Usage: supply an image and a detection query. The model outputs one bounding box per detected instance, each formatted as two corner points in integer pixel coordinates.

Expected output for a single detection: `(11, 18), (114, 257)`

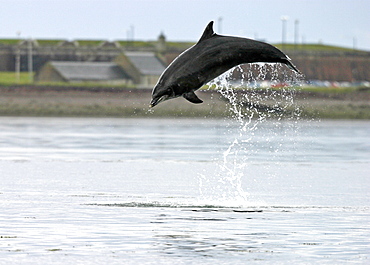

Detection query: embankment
(0, 85), (369, 119)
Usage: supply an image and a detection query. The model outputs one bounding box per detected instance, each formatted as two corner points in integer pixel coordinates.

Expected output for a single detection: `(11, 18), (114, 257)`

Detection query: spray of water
(198, 63), (304, 207)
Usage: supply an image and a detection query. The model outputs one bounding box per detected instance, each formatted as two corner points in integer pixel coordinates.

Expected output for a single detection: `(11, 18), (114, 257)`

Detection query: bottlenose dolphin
(150, 21), (299, 107)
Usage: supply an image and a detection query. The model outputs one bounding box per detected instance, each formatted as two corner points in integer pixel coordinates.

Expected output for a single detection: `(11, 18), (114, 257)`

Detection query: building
(114, 52), (166, 87)
(0, 34), (174, 73)
(1, 34), (369, 83)
(35, 61), (132, 84)
(35, 51), (166, 87)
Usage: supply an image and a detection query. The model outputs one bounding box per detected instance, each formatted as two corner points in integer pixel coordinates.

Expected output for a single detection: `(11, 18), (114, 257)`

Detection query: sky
(1, 0), (369, 51)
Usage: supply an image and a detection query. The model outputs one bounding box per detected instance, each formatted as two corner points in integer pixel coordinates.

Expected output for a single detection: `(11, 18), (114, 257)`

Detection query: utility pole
(28, 38), (33, 83)
(218, 17), (223, 34)
(15, 31), (21, 83)
(15, 49), (21, 83)
(294, 19), (299, 49)
(281, 16), (289, 50)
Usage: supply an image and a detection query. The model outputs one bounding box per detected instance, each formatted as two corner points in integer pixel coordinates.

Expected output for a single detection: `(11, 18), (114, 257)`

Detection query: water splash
(199, 63), (304, 206)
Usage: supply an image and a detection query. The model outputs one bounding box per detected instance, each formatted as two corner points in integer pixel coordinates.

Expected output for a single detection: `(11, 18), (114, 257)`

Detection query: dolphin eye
(167, 87), (175, 96)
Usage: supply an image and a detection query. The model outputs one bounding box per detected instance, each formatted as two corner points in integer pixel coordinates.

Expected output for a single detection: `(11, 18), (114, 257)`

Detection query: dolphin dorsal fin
(197, 21), (215, 43)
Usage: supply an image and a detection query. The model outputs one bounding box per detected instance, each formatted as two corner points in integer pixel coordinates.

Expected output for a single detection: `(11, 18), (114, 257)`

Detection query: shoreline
(0, 85), (369, 119)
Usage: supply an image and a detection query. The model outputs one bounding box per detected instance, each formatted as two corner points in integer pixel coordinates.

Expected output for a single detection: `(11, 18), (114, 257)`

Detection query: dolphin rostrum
(150, 21), (299, 107)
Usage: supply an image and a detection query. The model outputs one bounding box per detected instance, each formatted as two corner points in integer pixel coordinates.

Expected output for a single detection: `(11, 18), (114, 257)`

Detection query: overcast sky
(1, 0), (369, 50)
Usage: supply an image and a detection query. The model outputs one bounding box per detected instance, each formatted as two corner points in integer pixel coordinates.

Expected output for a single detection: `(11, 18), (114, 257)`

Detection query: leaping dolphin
(150, 21), (300, 107)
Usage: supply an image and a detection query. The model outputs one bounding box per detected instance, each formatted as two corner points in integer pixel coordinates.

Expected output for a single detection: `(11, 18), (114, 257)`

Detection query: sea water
(0, 117), (369, 264)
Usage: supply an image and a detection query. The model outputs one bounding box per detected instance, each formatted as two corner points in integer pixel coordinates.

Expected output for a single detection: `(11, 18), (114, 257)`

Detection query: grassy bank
(0, 72), (32, 85)
(293, 86), (370, 119)
(0, 85), (230, 118)
(0, 85), (369, 119)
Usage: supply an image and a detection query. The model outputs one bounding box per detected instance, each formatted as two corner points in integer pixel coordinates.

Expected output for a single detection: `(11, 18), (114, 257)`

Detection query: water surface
(0, 117), (369, 264)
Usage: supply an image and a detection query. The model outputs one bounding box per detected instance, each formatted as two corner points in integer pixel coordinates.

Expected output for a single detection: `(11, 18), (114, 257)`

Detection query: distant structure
(156, 32), (166, 53)
(0, 33), (369, 83)
(35, 52), (166, 88)
(0, 34), (174, 73)
(35, 61), (132, 84)
(114, 52), (166, 87)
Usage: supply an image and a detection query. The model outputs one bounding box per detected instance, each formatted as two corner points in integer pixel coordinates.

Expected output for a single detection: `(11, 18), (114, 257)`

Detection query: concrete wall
(292, 55), (370, 82)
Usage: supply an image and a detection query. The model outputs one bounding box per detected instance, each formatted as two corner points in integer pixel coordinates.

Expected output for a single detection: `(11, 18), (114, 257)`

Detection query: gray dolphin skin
(150, 21), (300, 108)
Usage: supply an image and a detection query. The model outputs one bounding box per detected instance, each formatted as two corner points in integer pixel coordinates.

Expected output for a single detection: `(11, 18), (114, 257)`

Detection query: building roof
(125, 52), (166, 75)
(50, 61), (130, 81)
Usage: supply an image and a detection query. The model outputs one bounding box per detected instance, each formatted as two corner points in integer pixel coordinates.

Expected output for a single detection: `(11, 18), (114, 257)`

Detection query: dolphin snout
(149, 94), (168, 108)
(149, 99), (157, 108)
(149, 101), (156, 108)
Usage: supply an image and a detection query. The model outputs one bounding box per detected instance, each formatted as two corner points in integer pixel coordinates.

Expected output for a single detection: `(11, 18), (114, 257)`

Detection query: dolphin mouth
(149, 95), (169, 108)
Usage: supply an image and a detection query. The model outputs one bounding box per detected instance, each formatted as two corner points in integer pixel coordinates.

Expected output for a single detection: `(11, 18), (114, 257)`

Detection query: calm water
(0, 117), (369, 264)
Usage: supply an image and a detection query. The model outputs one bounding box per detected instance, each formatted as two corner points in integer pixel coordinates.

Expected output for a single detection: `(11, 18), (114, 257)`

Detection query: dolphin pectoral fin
(183, 91), (203, 104)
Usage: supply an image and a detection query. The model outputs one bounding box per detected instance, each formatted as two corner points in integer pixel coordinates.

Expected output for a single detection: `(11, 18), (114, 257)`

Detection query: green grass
(166, 41), (195, 49)
(0, 72), (33, 85)
(0, 39), (21, 45)
(2, 37), (367, 53)
(1, 71), (368, 92)
(117, 41), (156, 48)
(34, 81), (136, 88)
(0, 72), (137, 88)
(36, 39), (65, 46)
(274, 43), (365, 53)
(299, 86), (366, 93)
(75, 40), (105, 46)
(299, 104), (370, 119)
